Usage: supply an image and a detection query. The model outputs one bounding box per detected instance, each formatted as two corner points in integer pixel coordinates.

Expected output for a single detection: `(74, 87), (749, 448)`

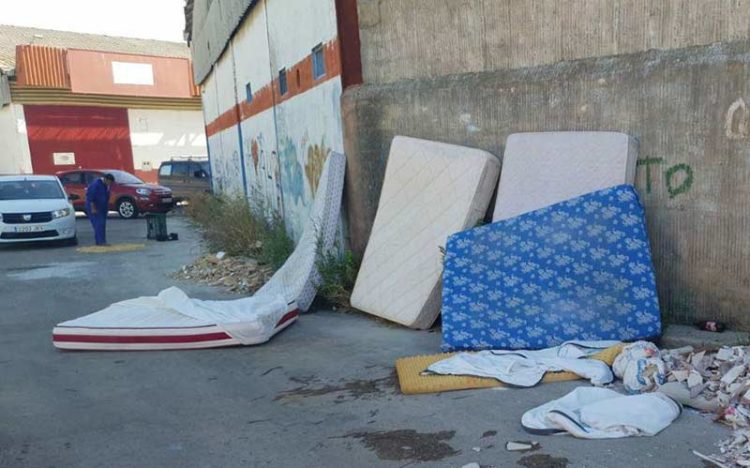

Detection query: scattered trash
(173, 254), (275, 294)
(693, 450), (731, 468)
(471, 446), (481, 452)
(506, 441), (540, 452)
(441, 185), (660, 352)
(425, 341), (620, 387)
(612, 341), (667, 393)
(395, 345), (623, 395)
(661, 346), (750, 466)
(521, 387), (681, 439)
(696, 320), (727, 333)
(461, 463), (480, 468)
(350, 136), (501, 330)
(52, 287), (297, 350)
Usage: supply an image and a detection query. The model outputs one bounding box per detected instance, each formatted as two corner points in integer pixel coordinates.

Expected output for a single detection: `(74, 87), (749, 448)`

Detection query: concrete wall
(357, 0), (750, 84)
(127, 109), (207, 183)
(201, 0), (346, 240)
(189, 0), (258, 84)
(342, 39), (750, 328)
(0, 104), (32, 174)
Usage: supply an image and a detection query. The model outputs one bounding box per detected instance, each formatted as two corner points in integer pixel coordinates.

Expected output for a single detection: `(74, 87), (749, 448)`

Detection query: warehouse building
(0, 25), (207, 183)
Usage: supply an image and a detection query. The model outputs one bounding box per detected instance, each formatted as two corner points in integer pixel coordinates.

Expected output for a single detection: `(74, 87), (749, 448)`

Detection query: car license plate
(162, 197), (173, 203)
(14, 225), (45, 233)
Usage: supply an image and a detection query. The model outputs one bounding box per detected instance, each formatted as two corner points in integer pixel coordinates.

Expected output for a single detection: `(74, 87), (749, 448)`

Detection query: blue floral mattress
(441, 185), (661, 351)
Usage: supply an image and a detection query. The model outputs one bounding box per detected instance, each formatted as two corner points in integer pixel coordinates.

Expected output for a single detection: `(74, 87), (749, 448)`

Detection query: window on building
(279, 69), (288, 95)
(296, 68), (301, 88)
(112, 62), (154, 85)
(312, 44), (325, 79)
(245, 82), (253, 103)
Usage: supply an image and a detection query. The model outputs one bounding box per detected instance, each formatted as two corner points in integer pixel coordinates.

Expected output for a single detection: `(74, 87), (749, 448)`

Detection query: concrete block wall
(343, 0), (750, 328)
(357, 0), (750, 84)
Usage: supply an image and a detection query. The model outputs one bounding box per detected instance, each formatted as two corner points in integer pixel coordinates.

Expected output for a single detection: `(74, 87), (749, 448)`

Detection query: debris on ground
(505, 441), (540, 452)
(696, 320), (728, 333)
(612, 341), (666, 393)
(173, 253), (274, 294)
(659, 345), (750, 467)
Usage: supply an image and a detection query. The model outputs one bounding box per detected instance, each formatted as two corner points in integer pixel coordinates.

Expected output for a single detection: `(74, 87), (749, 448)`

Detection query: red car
(57, 169), (174, 219)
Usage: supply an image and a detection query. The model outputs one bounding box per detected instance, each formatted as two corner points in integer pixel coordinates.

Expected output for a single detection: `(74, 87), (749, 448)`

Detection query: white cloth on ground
(521, 387), (681, 439)
(155, 287), (289, 344)
(425, 340), (620, 387)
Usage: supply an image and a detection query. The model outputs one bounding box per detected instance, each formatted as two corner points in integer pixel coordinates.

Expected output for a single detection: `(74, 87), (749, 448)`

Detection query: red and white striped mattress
(53, 288), (298, 351)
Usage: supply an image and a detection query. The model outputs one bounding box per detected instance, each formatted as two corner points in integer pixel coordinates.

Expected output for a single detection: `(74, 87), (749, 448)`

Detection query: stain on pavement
(275, 373), (396, 403)
(518, 453), (569, 468)
(345, 429), (458, 462)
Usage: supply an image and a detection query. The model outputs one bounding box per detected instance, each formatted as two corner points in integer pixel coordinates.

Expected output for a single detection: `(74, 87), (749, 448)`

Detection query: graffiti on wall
(726, 98), (749, 140)
(212, 145), (244, 195)
(279, 136), (306, 208)
(305, 137), (331, 195)
(637, 157), (694, 199)
(245, 132), (283, 217)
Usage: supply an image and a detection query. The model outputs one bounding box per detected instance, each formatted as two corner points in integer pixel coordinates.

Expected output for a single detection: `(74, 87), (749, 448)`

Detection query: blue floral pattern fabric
(441, 185), (661, 351)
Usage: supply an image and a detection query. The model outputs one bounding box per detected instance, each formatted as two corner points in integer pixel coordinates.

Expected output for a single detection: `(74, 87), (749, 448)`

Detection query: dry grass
(316, 247), (360, 309)
(185, 193), (293, 269)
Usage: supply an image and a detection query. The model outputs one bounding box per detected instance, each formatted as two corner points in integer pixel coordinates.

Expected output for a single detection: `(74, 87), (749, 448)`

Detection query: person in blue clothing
(85, 173), (115, 245)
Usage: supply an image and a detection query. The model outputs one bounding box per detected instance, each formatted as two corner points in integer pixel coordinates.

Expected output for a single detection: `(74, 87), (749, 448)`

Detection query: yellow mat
(395, 344), (624, 395)
(77, 243), (146, 254)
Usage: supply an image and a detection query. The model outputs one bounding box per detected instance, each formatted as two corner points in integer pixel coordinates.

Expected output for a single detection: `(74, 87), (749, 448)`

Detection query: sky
(2, 0), (186, 43)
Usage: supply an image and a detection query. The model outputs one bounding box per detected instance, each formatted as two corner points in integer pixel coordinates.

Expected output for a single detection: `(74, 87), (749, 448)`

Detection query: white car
(0, 175), (77, 245)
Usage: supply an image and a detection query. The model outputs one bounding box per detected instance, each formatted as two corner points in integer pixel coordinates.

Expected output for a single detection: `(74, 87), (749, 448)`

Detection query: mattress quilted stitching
(493, 132), (637, 221)
(352, 136), (500, 328)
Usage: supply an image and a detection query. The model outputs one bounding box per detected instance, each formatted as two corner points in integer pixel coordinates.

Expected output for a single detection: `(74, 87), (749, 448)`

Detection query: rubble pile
(173, 253), (274, 294)
(660, 346), (750, 467)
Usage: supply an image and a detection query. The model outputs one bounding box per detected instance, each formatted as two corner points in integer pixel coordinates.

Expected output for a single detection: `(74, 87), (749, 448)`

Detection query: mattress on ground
(395, 344), (624, 395)
(256, 152), (346, 311)
(442, 185), (661, 351)
(492, 132), (637, 222)
(53, 287), (298, 351)
(52, 153), (346, 351)
(350, 136), (501, 329)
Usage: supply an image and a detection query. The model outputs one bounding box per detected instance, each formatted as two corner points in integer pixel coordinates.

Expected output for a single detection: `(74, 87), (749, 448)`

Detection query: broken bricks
(661, 346), (750, 467)
(173, 253), (274, 294)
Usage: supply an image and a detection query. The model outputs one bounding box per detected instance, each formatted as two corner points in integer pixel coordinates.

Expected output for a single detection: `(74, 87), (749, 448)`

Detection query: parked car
(57, 169), (174, 220)
(0, 175), (77, 245)
(158, 159), (211, 201)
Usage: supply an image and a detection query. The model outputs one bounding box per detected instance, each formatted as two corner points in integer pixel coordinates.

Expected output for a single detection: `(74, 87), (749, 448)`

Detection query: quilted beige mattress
(350, 136), (501, 329)
(492, 132), (638, 221)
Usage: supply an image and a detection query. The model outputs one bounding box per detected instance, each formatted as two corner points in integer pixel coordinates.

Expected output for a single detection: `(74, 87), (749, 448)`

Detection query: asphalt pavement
(0, 214), (730, 467)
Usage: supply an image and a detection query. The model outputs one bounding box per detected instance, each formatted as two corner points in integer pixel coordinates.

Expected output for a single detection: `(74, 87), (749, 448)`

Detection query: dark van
(158, 159), (211, 201)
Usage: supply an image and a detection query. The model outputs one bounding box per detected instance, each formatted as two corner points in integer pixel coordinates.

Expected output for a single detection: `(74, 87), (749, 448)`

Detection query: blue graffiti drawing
(278, 136), (305, 206)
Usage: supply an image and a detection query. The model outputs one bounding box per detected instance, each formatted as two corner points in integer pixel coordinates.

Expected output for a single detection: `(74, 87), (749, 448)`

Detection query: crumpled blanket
(522, 387), (682, 439)
(425, 340), (621, 387)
